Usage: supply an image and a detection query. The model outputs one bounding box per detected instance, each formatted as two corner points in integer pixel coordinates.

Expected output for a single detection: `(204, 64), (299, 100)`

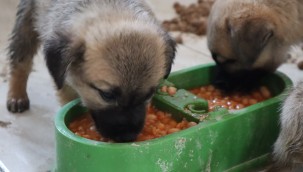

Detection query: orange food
(167, 86), (177, 96)
(68, 105), (197, 142)
(189, 85), (272, 111)
(160, 86), (177, 96)
(68, 114), (105, 141)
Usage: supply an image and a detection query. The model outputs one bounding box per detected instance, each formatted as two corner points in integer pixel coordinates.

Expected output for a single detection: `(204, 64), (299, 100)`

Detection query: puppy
(207, 0), (303, 170)
(207, 0), (303, 91)
(6, 0), (176, 142)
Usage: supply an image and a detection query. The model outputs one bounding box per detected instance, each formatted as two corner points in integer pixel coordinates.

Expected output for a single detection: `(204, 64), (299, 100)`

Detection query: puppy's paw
(6, 95), (30, 113)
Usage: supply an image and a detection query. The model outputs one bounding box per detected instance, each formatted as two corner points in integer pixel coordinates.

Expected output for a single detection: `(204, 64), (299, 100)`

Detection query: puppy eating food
(6, 0), (176, 142)
(207, 0), (303, 91)
(208, 0), (303, 170)
(68, 106), (197, 142)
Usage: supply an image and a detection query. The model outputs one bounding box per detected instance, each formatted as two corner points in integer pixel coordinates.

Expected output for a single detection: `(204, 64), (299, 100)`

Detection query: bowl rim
(55, 64), (293, 147)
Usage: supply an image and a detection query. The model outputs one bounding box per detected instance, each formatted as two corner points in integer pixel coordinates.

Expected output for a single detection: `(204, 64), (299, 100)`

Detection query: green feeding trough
(54, 63), (292, 172)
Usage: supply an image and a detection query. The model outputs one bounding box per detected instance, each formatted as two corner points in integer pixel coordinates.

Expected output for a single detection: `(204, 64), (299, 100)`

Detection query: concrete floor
(0, 0), (303, 172)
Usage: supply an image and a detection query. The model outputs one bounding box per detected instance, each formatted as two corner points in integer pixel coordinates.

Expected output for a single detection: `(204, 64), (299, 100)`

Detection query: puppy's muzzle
(90, 103), (146, 142)
(212, 65), (271, 92)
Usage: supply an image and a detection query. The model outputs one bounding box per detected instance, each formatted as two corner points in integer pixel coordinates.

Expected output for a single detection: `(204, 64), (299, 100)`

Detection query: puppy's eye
(89, 83), (118, 102)
(99, 90), (116, 102)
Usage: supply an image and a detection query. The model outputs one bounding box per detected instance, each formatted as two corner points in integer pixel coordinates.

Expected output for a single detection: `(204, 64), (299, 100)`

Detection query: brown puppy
(6, 0), (176, 142)
(207, 0), (303, 171)
(207, 0), (303, 91)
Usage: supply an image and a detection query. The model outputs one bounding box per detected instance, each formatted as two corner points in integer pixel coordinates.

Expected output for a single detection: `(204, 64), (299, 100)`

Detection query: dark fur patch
(163, 33), (176, 79)
(231, 19), (273, 64)
(44, 33), (84, 89)
(8, 0), (40, 64)
(212, 65), (270, 93)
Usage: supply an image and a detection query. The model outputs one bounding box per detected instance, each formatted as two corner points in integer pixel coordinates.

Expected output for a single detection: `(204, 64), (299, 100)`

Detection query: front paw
(7, 96), (30, 113)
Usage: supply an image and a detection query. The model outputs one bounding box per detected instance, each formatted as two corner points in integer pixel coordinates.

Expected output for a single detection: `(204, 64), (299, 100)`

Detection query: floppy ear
(242, 19), (273, 50)
(163, 33), (176, 79)
(233, 18), (273, 55)
(44, 33), (85, 89)
(229, 18), (274, 62)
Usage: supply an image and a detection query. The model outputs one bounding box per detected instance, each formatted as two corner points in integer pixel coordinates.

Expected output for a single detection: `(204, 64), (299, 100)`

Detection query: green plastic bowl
(54, 63), (292, 172)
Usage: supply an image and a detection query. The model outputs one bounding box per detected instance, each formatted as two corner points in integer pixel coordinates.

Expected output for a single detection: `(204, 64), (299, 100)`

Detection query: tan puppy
(208, 0), (303, 90)
(6, 0), (176, 142)
(207, 0), (303, 171)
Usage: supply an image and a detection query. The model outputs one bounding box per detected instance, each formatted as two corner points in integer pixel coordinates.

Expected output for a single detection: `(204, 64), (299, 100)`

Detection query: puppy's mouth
(89, 104), (146, 142)
(212, 66), (271, 92)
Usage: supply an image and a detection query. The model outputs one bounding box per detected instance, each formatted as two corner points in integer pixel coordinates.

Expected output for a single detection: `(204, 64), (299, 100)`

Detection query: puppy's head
(207, 0), (293, 90)
(44, 22), (176, 142)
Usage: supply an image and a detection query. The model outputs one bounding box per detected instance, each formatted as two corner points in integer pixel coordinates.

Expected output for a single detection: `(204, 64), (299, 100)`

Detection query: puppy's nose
(212, 53), (228, 64)
(212, 53), (237, 65)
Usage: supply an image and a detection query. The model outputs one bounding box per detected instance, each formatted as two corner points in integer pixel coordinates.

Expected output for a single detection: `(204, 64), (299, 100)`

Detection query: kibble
(162, 0), (215, 41)
(160, 86), (177, 96)
(167, 86), (177, 96)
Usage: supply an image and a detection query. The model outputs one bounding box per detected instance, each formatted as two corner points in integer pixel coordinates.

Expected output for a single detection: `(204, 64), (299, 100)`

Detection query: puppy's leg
(56, 84), (79, 106)
(7, 0), (40, 113)
(271, 81), (303, 171)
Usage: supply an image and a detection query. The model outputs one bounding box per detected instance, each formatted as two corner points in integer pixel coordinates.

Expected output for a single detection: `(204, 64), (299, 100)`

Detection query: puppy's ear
(44, 33), (85, 89)
(163, 33), (176, 79)
(245, 19), (273, 49)
(235, 19), (274, 53)
(227, 18), (274, 62)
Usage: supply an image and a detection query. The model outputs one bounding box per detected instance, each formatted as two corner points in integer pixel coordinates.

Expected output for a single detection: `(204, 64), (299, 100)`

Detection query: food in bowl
(68, 105), (197, 142)
(160, 85), (177, 96)
(189, 85), (272, 111)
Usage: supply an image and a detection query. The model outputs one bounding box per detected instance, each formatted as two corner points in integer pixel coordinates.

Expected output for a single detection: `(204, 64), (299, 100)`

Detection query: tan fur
(207, 0), (303, 73)
(56, 84), (79, 105)
(64, 20), (167, 110)
(7, 0), (175, 142)
(7, 0), (174, 111)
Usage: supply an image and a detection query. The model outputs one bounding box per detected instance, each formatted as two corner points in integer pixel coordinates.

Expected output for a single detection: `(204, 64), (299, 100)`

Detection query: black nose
(90, 104), (146, 142)
(212, 52), (237, 65)
(212, 66), (270, 92)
